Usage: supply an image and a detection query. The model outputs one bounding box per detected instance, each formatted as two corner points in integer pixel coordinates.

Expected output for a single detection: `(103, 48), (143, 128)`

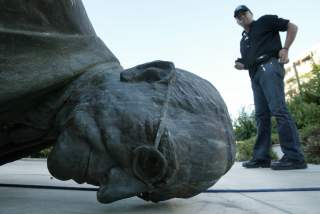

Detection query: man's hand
(278, 48), (289, 64)
(234, 62), (245, 70)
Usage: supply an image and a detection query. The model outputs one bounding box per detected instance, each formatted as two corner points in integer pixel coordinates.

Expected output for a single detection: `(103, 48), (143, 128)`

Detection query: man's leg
(251, 74), (272, 161)
(242, 70), (271, 168)
(258, 59), (306, 169)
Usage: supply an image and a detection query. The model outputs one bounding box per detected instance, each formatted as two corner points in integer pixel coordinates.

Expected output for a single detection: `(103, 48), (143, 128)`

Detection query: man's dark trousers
(251, 57), (305, 162)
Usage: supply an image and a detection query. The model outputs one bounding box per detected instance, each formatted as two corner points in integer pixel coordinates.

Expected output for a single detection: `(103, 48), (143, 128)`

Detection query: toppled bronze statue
(0, 0), (235, 203)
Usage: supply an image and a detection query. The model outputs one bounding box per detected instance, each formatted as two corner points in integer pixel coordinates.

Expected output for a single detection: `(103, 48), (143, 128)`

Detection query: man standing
(234, 5), (307, 170)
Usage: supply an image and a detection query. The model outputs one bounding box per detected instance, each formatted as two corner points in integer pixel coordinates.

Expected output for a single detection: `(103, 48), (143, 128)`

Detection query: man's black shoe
(242, 159), (271, 168)
(271, 157), (307, 170)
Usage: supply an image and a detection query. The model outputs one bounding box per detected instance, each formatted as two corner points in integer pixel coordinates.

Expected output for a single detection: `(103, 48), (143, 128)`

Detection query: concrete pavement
(0, 159), (319, 214)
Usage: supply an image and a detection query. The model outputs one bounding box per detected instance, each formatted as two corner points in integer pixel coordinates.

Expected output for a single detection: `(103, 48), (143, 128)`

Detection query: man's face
(235, 11), (253, 28)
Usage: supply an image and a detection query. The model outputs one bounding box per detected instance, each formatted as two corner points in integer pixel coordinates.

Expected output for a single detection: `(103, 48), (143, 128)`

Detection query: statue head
(0, 1), (234, 203)
(47, 61), (235, 203)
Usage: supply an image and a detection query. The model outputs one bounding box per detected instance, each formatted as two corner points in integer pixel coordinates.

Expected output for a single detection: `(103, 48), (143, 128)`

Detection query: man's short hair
(234, 5), (252, 18)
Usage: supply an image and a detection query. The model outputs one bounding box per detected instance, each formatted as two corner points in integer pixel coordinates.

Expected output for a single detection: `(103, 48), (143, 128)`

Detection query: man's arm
(279, 22), (298, 64)
(284, 22), (298, 49)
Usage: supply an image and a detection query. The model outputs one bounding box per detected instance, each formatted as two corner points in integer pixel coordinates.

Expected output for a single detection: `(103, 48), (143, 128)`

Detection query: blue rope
(205, 187), (320, 193)
(1, 183), (320, 193)
(0, 184), (98, 191)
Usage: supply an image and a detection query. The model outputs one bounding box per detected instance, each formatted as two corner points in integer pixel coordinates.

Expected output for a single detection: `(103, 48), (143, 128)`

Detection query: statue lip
(97, 167), (148, 203)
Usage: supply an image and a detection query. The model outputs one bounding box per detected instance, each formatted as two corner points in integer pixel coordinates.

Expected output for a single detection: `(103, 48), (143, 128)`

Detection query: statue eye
(140, 67), (166, 83)
(120, 60), (175, 84)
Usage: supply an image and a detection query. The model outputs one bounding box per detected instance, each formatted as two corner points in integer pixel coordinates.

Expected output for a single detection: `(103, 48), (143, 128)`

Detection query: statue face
(48, 61), (235, 203)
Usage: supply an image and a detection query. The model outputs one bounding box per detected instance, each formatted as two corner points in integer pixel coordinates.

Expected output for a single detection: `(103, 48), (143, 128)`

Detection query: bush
(304, 140), (320, 164)
(300, 126), (320, 164)
(236, 137), (256, 161)
(236, 137), (278, 161)
(271, 133), (280, 145)
(287, 64), (320, 128)
(300, 125), (320, 141)
(29, 147), (52, 158)
(287, 99), (320, 129)
(233, 107), (256, 141)
(302, 64), (320, 104)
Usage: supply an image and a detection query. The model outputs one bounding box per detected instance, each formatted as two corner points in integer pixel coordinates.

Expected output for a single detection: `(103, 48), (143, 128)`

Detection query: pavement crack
(240, 193), (294, 214)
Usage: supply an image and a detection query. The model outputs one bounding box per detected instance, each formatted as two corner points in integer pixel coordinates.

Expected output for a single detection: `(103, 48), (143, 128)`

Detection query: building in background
(284, 43), (320, 98)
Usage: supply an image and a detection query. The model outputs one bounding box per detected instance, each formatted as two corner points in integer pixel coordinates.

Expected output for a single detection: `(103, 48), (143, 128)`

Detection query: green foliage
(301, 126), (320, 164)
(287, 94), (320, 130)
(236, 137), (278, 161)
(300, 124), (320, 141)
(236, 138), (255, 161)
(29, 147), (52, 158)
(233, 107), (257, 141)
(302, 64), (320, 104)
(304, 140), (320, 164)
(271, 133), (280, 145)
(288, 63), (320, 108)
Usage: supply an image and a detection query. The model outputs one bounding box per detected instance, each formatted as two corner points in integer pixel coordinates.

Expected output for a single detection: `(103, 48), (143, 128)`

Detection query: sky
(82, 0), (320, 119)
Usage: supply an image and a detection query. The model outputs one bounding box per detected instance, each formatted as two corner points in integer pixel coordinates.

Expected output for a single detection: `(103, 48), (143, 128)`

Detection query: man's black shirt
(237, 15), (289, 78)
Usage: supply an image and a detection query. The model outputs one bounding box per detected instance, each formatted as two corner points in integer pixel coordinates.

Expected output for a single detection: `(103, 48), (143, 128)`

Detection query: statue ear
(120, 60), (176, 84)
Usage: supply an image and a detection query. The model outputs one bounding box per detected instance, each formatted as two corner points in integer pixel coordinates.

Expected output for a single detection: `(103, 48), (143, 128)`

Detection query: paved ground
(0, 159), (319, 214)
